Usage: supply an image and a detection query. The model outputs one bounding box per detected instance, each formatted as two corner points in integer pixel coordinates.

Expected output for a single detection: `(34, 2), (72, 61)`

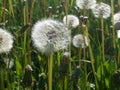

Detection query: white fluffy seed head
(31, 19), (71, 54)
(92, 2), (111, 19)
(76, 0), (96, 9)
(0, 28), (13, 53)
(114, 12), (120, 24)
(72, 34), (89, 48)
(63, 15), (79, 28)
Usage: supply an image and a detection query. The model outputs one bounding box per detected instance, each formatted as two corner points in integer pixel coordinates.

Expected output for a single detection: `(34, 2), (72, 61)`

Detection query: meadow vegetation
(0, 0), (120, 90)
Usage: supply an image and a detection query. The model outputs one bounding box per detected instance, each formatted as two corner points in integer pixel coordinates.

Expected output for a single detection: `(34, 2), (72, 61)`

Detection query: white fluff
(73, 34), (89, 48)
(63, 15), (79, 28)
(76, 0), (96, 9)
(0, 28), (13, 53)
(92, 2), (111, 19)
(31, 19), (71, 54)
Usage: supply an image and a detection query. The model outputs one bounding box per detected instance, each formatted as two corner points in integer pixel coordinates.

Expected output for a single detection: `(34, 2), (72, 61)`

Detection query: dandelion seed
(32, 19), (71, 54)
(73, 34), (89, 48)
(0, 28), (13, 53)
(76, 0), (96, 9)
(92, 2), (111, 19)
(63, 15), (79, 28)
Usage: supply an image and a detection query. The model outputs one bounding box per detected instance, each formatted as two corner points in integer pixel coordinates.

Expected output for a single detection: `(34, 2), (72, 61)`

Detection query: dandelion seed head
(76, 0), (96, 9)
(0, 28), (13, 53)
(73, 34), (89, 48)
(92, 2), (111, 19)
(114, 12), (120, 24)
(63, 15), (79, 28)
(32, 19), (71, 54)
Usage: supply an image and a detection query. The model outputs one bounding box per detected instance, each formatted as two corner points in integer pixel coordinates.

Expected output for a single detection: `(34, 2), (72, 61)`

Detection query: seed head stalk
(2, 0), (7, 22)
(65, 0), (71, 76)
(83, 27), (87, 86)
(101, 17), (105, 62)
(23, 0), (35, 66)
(28, 0), (35, 65)
(29, 0), (35, 24)
(48, 53), (53, 90)
(0, 68), (4, 90)
(65, 1), (69, 90)
(111, 0), (115, 49)
(23, 0), (29, 68)
(84, 25), (99, 90)
(111, 0), (118, 69)
(8, 0), (15, 21)
(65, 0), (69, 27)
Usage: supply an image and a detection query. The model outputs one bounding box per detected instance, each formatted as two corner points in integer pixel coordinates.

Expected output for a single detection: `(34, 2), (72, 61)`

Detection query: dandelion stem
(65, 0), (72, 77)
(0, 68), (4, 90)
(101, 17), (105, 62)
(8, 0), (15, 20)
(111, 0), (118, 68)
(65, 0), (69, 27)
(118, 43), (120, 66)
(111, 0), (115, 49)
(78, 48), (81, 65)
(2, 0), (7, 22)
(60, 79), (63, 90)
(5, 69), (10, 90)
(29, 0), (35, 23)
(84, 26), (99, 90)
(48, 53), (53, 90)
(64, 76), (67, 90)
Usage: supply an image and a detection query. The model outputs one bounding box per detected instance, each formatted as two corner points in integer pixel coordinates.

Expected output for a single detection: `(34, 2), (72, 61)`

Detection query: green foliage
(0, 0), (120, 90)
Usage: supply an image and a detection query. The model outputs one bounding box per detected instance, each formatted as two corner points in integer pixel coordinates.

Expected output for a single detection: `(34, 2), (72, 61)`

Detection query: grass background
(0, 0), (120, 90)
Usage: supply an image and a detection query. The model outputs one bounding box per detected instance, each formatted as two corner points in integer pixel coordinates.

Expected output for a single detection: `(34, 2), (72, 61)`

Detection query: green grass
(0, 0), (120, 90)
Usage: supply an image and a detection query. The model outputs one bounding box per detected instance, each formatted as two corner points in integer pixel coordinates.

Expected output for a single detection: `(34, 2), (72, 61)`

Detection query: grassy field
(0, 0), (120, 90)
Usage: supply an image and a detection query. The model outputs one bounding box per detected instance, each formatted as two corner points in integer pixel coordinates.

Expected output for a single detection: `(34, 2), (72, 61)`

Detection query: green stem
(2, 0), (7, 22)
(65, 0), (69, 26)
(8, 0), (15, 20)
(48, 53), (53, 90)
(118, 44), (120, 66)
(0, 68), (4, 90)
(78, 48), (81, 65)
(60, 79), (63, 90)
(101, 17), (105, 62)
(64, 76), (67, 90)
(65, 0), (72, 77)
(111, 0), (115, 49)
(84, 26), (99, 90)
